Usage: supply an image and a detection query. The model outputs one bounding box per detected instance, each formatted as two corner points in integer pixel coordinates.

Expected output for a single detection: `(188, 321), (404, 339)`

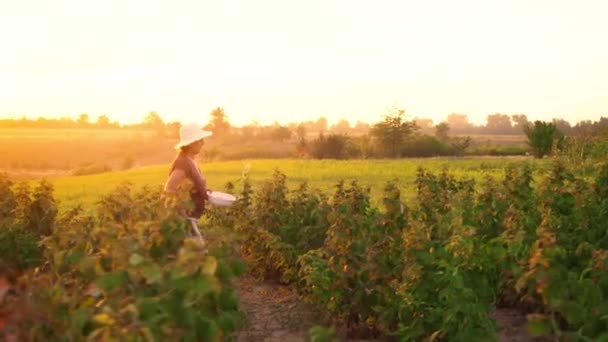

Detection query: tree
(450, 136), (471, 156)
(414, 117), (434, 135)
(511, 114), (529, 133)
(269, 123), (292, 142)
(77, 113), (90, 127)
(370, 108), (418, 158)
(330, 119), (351, 134)
(485, 113), (512, 134)
(315, 117), (328, 133)
(523, 121), (564, 158)
(166, 121), (181, 139)
(295, 124), (306, 141)
(353, 121), (371, 135)
(311, 133), (348, 159)
(552, 118), (572, 135)
(144, 111), (165, 129)
(435, 122), (450, 141)
(446, 113), (473, 134)
(205, 107), (231, 137)
(96, 114), (111, 128)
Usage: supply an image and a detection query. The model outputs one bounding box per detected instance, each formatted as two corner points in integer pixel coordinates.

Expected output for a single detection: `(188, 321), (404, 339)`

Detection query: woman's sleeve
(185, 160), (208, 197)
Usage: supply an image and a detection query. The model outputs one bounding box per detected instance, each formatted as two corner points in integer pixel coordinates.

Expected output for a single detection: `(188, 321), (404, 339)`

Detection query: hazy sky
(0, 0), (606, 126)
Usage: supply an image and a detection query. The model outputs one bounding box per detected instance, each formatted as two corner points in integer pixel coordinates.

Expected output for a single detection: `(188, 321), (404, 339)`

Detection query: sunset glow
(0, 0), (607, 126)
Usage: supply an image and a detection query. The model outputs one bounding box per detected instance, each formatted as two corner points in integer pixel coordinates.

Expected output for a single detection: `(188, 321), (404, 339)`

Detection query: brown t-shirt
(165, 153), (208, 218)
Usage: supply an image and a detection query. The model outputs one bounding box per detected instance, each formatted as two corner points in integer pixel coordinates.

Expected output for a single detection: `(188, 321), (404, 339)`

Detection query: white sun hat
(174, 123), (213, 149)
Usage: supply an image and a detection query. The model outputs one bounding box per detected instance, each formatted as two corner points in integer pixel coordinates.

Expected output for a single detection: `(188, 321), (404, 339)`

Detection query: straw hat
(174, 123), (213, 149)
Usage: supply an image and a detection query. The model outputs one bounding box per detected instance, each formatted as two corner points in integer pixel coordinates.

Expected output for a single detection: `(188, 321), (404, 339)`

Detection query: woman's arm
(185, 159), (208, 198)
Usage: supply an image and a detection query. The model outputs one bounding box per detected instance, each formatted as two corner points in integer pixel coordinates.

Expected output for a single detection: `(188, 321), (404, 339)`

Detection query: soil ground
(234, 274), (551, 342)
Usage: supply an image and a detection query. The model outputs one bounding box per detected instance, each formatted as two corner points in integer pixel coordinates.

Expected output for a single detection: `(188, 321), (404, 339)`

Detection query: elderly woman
(164, 123), (213, 219)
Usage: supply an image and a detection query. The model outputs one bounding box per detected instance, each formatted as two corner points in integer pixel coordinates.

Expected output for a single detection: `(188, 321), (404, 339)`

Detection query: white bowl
(207, 191), (237, 207)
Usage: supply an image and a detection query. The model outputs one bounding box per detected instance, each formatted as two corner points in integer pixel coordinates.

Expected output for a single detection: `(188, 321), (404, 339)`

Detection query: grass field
(47, 157), (549, 211)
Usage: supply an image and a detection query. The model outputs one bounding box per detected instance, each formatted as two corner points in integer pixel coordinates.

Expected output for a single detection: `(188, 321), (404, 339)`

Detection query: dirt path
(234, 274), (324, 342)
(234, 274), (551, 342)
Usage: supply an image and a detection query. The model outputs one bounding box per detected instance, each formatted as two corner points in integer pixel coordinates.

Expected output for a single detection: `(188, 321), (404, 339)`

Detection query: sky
(0, 0), (607, 127)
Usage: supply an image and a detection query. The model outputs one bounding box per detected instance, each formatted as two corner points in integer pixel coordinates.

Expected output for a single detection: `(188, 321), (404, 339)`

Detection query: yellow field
(47, 157), (548, 212)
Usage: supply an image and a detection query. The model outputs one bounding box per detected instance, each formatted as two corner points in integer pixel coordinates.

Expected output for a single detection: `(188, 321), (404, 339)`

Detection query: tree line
(2, 108), (607, 160)
(1, 109), (605, 137)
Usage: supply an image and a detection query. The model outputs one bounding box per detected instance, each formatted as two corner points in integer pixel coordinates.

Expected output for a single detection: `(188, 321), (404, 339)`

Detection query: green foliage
(401, 135), (453, 157)
(225, 171), (330, 283)
(370, 108), (418, 157)
(25, 179), (58, 236)
(0, 173), (16, 227)
(0, 175), (57, 273)
(311, 133), (350, 159)
(229, 161), (608, 340)
(1, 182), (244, 341)
(308, 325), (338, 342)
(0, 227), (41, 272)
(524, 121), (565, 158)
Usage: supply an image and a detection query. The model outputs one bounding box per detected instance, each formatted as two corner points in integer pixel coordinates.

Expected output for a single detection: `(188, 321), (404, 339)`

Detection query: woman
(164, 123), (213, 219)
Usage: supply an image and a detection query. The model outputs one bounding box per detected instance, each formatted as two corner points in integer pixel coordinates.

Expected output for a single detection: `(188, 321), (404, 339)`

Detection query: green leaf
(190, 276), (212, 296)
(66, 251), (84, 265)
(97, 271), (127, 291)
(230, 259), (247, 276)
(136, 298), (159, 321)
(218, 288), (239, 310)
(215, 263), (233, 282)
(196, 317), (219, 340)
(141, 263), (163, 284)
(218, 312), (239, 332)
(527, 315), (551, 336)
(71, 308), (91, 333)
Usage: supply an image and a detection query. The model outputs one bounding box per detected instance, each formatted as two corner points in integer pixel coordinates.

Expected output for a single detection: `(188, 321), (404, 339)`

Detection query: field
(0, 128), (168, 175)
(4, 155), (608, 340)
(0, 128), (529, 180)
(0, 128), (298, 177)
(48, 157), (545, 211)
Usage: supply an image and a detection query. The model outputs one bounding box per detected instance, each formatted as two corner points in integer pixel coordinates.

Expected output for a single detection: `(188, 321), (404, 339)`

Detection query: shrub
(0, 226), (41, 272)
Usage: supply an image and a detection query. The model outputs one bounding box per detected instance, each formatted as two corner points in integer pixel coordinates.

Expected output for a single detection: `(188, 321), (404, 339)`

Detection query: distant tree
(241, 120), (261, 139)
(96, 114), (111, 128)
(295, 124), (306, 141)
(413, 117), (434, 135)
(511, 114), (529, 133)
(485, 113), (512, 134)
(552, 118), (572, 135)
(144, 111), (165, 129)
(446, 113), (473, 133)
(311, 133), (348, 159)
(166, 121), (181, 139)
(435, 122), (450, 141)
(523, 121), (565, 158)
(315, 117), (328, 133)
(269, 123), (292, 142)
(293, 124), (308, 157)
(358, 134), (372, 159)
(370, 108), (418, 158)
(353, 121), (371, 135)
(205, 107), (231, 137)
(450, 136), (472, 156)
(77, 113), (90, 127)
(330, 119), (351, 134)
(572, 119), (595, 137)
